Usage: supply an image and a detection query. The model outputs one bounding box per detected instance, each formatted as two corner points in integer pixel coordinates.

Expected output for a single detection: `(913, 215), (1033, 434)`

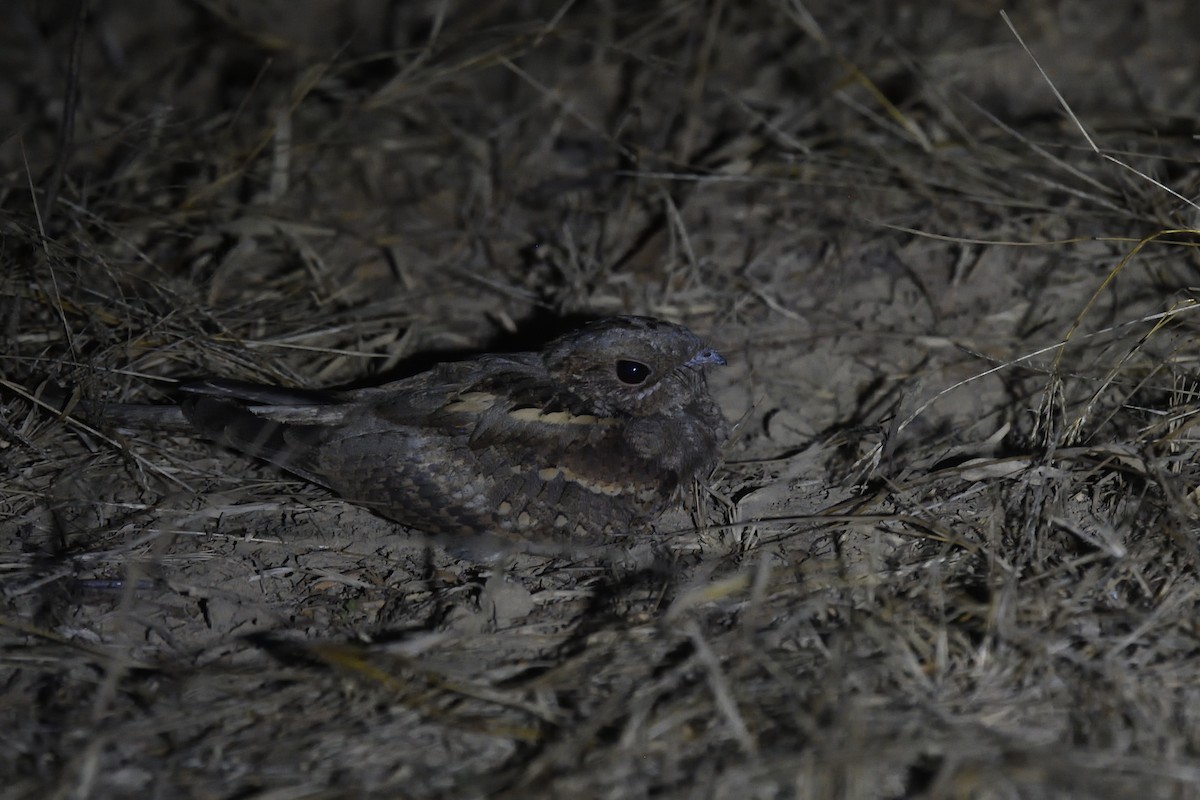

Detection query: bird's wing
(178, 379), (359, 486)
(175, 357), (549, 491)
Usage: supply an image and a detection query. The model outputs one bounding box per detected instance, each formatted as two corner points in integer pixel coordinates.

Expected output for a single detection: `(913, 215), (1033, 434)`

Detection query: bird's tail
(14, 380), (192, 432)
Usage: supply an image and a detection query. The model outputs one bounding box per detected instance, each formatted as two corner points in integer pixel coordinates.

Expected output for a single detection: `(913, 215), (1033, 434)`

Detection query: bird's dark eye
(615, 359), (651, 385)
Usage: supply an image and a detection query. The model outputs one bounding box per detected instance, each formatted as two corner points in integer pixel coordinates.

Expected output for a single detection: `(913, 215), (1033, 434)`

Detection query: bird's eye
(615, 359), (651, 385)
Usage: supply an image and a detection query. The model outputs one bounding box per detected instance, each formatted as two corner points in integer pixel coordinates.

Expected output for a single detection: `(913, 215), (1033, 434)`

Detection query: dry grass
(4, 1), (1200, 798)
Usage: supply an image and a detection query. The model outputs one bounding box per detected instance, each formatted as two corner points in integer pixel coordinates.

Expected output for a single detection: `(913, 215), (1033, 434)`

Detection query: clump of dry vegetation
(4, 1), (1200, 797)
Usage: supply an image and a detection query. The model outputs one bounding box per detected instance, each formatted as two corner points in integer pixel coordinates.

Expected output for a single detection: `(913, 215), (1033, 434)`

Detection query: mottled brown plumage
(178, 316), (728, 553)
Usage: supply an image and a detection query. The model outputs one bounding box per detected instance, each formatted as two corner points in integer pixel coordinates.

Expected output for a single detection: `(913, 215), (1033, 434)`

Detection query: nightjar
(177, 316), (728, 552)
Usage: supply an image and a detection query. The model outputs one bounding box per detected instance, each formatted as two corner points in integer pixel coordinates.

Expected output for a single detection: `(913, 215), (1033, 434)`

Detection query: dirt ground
(4, 1), (1200, 798)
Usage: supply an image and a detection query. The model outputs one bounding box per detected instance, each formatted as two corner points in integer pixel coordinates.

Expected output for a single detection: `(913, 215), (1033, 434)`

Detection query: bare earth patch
(4, 1), (1200, 798)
